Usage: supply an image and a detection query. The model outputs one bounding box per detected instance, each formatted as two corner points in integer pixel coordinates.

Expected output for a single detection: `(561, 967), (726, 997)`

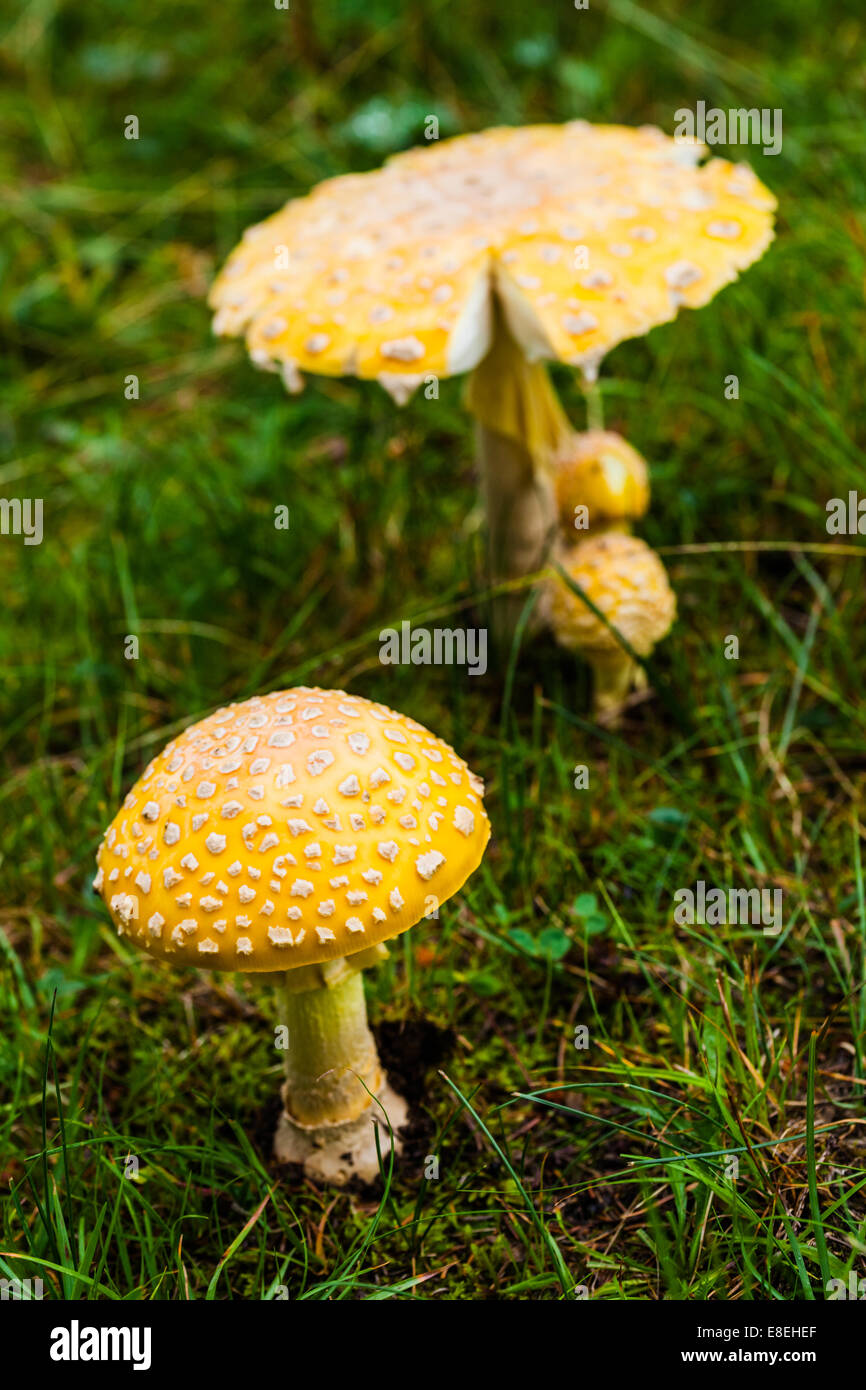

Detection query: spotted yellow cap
(94, 688), (490, 972)
(210, 122), (775, 400)
(548, 533), (676, 657)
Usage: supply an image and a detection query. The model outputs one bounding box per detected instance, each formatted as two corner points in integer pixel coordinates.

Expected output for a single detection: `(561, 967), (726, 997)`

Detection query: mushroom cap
(94, 688), (490, 972)
(549, 533), (676, 656)
(554, 430), (650, 531)
(210, 121), (775, 400)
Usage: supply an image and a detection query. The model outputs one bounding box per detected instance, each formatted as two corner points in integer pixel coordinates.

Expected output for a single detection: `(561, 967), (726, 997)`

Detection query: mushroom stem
(583, 377), (605, 432)
(278, 967), (382, 1127)
(273, 958), (409, 1183)
(588, 649), (646, 719)
(467, 314), (570, 640)
(475, 422), (553, 641)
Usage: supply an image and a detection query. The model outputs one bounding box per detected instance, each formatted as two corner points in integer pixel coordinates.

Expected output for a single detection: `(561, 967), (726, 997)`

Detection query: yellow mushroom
(210, 122), (775, 633)
(553, 430), (650, 539)
(547, 534), (676, 719)
(93, 686), (490, 1185)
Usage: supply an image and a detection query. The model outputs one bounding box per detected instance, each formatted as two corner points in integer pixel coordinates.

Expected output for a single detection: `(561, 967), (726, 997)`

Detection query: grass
(1, 0), (865, 1300)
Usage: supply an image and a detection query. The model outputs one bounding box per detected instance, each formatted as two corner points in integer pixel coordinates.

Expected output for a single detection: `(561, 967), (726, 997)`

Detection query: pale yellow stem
(278, 968), (382, 1127)
(588, 649), (647, 720)
(466, 313), (572, 639)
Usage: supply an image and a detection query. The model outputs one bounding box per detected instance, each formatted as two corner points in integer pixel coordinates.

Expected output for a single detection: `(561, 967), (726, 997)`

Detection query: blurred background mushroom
(210, 121), (775, 639)
(94, 687), (490, 1185)
(546, 532), (676, 721)
(552, 429), (650, 541)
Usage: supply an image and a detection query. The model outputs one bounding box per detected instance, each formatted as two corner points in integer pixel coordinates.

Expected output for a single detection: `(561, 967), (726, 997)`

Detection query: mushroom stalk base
(273, 965), (407, 1184)
(274, 1078), (408, 1186)
(589, 650), (647, 722)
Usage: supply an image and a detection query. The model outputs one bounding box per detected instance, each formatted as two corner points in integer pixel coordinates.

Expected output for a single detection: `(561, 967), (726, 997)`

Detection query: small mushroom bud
(547, 533), (676, 719)
(553, 430), (650, 539)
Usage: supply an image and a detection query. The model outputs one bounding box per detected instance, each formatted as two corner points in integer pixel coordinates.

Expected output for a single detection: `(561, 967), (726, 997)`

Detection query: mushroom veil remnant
(94, 687), (490, 1185)
(210, 122), (775, 636)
